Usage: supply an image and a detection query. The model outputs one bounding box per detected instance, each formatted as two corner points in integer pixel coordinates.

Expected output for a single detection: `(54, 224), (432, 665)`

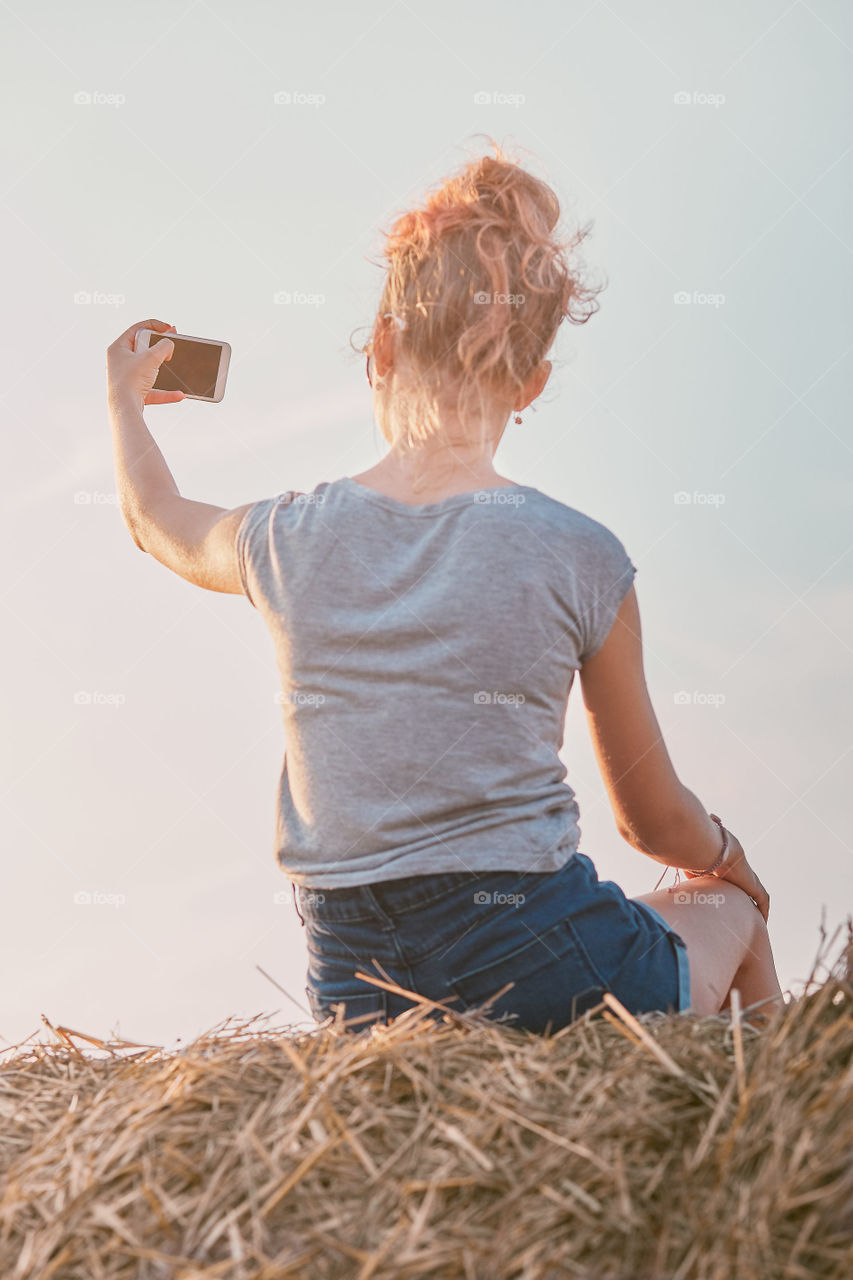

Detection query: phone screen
(149, 334), (223, 398)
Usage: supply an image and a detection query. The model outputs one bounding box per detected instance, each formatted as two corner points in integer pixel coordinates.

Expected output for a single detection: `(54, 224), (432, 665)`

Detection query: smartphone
(134, 329), (231, 402)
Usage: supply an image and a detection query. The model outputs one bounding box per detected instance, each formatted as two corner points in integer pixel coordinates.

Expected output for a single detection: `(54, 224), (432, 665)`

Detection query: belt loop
(292, 880), (305, 927)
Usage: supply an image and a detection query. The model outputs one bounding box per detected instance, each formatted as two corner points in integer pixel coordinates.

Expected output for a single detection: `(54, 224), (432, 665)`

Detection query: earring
(513, 410), (523, 424)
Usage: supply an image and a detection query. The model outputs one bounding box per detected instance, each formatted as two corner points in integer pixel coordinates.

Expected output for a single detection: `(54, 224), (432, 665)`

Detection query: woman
(107, 142), (783, 1036)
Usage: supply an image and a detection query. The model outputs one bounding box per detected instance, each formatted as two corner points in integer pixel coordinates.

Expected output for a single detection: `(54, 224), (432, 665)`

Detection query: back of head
(354, 138), (605, 466)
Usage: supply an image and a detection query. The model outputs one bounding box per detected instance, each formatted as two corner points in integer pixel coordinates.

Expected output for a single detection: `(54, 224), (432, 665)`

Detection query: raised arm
(106, 317), (253, 594)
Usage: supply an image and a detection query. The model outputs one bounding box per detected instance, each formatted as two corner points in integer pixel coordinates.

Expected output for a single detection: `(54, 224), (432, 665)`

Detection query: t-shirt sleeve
(235, 495), (285, 609)
(578, 528), (638, 664)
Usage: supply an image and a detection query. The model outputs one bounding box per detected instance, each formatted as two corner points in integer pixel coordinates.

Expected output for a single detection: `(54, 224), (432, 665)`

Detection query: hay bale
(1, 928), (851, 1280)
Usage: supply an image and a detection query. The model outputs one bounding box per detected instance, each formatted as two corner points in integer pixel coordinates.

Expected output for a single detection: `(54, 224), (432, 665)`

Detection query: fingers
(714, 859), (769, 922)
(148, 337), (174, 362)
(755, 880), (770, 922)
(109, 319), (174, 352)
(143, 389), (185, 405)
(743, 867), (769, 921)
(136, 318), (173, 336)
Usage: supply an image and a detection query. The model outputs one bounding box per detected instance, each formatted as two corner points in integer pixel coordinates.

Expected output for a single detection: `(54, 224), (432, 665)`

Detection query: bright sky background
(2, 0), (850, 1052)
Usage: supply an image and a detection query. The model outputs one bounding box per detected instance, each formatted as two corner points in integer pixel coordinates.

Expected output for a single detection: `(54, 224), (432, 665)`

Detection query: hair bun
(352, 137), (604, 449)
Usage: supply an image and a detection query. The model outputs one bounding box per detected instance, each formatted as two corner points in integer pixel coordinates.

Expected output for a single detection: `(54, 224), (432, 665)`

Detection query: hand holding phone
(108, 319), (231, 409)
(133, 326), (231, 402)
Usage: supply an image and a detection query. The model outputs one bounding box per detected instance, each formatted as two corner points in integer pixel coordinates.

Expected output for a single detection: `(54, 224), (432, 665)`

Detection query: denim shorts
(294, 852), (691, 1035)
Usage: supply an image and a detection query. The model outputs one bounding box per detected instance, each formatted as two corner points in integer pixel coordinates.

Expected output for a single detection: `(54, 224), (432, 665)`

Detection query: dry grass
(1, 926), (851, 1280)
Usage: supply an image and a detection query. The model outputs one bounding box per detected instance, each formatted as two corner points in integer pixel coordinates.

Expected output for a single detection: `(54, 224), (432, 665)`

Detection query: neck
(353, 437), (514, 504)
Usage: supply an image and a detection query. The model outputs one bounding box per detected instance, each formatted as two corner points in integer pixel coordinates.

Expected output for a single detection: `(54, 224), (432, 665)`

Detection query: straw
(0, 925), (850, 1279)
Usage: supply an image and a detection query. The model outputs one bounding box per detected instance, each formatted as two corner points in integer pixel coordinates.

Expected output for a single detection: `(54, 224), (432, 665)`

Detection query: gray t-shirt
(236, 477), (637, 888)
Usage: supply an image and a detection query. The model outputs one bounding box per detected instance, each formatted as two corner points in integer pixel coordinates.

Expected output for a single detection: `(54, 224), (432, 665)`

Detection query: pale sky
(2, 0), (851, 1051)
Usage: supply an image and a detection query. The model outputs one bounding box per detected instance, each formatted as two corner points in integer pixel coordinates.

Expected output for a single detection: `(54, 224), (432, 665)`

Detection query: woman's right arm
(578, 584), (770, 918)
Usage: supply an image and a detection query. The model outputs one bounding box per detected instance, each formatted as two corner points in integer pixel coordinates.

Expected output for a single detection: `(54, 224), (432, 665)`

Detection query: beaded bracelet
(687, 813), (729, 877)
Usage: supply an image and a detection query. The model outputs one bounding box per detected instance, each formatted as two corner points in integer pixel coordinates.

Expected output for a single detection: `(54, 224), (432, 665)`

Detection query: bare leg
(631, 874), (784, 1020)
(717, 915), (785, 1025)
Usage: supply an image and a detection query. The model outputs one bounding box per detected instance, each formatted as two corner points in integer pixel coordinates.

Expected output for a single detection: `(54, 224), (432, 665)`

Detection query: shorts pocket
(305, 985), (388, 1032)
(448, 918), (608, 1034)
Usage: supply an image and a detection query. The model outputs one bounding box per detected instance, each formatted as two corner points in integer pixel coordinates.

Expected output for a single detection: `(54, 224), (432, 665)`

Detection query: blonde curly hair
(352, 137), (605, 456)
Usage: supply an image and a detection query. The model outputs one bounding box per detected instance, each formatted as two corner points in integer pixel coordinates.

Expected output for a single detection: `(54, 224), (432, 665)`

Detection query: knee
(688, 875), (763, 947)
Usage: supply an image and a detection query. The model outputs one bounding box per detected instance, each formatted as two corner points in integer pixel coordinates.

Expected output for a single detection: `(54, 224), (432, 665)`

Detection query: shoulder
(238, 481), (339, 532)
(518, 488), (632, 559)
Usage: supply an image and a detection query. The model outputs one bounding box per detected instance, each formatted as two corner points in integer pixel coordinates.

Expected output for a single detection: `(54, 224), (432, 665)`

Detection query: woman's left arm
(107, 317), (253, 595)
